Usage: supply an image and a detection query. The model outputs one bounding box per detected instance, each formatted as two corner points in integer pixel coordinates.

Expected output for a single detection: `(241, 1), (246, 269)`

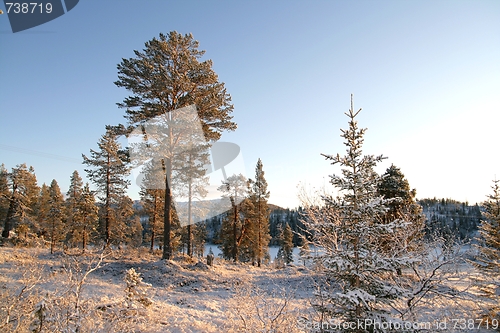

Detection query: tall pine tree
(114, 31), (236, 259)
(83, 129), (131, 246)
(65, 170), (84, 247)
(47, 179), (65, 254)
(248, 159), (271, 267)
(74, 183), (99, 251)
(218, 173), (248, 262)
(35, 183), (51, 239)
(0, 164), (9, 225)
(139, 159), (165, 252)
(1, 164), (39, 239)
(175, 145), (210, 257)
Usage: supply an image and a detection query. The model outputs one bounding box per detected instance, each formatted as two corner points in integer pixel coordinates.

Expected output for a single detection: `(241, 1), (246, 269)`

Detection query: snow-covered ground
(0, 246), (317, 332)
(0, 246), (497, 333)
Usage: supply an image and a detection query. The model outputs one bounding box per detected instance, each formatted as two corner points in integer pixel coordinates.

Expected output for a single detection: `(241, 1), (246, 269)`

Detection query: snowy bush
(124, 268), (152, 308)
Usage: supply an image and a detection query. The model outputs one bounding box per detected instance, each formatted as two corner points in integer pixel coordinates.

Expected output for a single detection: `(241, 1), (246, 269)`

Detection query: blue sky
(1, 0), (499, 208)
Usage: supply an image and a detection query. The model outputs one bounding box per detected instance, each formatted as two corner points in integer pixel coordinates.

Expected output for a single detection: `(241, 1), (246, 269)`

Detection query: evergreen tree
(302, 96), (415, 328)
(47, 179), (65, 254)
(141, 188), (165, 251)
(276, 223), (294, 265)
(0, 164), (9, 225)
(377, 164), (425, 253)
(237, 196), (258, 263)
(1, 164), (39, 239)
(125, 199), (144, 248)
(139, 159), (165, 251)
(175, 145), (210, 257)
(65, 170), (84, 247)
(281, 223), (294, 264)
(217, 174), (248, 262)
(83, 129), (131, 246)
(74, 183), (99, 251)
(248, 159), (271, 267)
(192, 220), (207, 257)
(474, 179), (500, 321)
(111, 195), (140, 247)
(35, 183), (51, 240)
(298, 241), (310, 266)
(169, 202), (183, 253)
(114, 31), (236, 260)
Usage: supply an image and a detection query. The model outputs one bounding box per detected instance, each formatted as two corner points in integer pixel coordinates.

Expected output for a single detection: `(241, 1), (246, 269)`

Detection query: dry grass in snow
(0, 246), (315, 333)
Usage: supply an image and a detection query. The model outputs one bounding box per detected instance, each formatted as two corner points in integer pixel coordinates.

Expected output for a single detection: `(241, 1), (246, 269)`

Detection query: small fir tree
(298, 241), (310, 266)
(124, 268), (152, 308)
(302, 95), (417, 329)
(277, 223), (294, 265)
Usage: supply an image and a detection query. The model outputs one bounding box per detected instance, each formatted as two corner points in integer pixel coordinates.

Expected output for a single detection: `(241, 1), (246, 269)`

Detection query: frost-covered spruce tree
(304, 96), (414, 331)
(474, 179), (500, 320)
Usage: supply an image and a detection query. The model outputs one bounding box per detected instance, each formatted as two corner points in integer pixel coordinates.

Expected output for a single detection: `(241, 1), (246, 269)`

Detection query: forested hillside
(419, 198), (482, 241)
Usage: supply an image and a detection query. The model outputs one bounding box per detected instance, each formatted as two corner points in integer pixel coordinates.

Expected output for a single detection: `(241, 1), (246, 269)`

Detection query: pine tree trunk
(1, 193), (16, 239)
(232, 203), (238, 262)
(187, 225), (192, 257)
(82, 225), (87, 253)
(187, 181), (193, 257)
(150, 195), (158, 252)
(352, 160), (361, 317)
(104, 153), (111, 247)
(257, 199), (262, 267)
(354, 236), (361, 317)
(50, 220), (55, 254)
(163, 157), (172, 260)
(150, 229), (155, 252)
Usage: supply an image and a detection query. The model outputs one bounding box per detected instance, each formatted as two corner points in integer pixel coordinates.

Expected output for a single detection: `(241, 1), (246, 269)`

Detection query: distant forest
(195, 198), (482, 248)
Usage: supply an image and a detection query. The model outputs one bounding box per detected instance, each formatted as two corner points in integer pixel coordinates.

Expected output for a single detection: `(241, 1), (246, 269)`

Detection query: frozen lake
(204, 244), (320, 265)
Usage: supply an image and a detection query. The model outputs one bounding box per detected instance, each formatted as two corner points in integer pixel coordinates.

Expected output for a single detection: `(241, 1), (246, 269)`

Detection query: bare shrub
(0, 258), (44, 332)
(224, 284), (303, 333)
